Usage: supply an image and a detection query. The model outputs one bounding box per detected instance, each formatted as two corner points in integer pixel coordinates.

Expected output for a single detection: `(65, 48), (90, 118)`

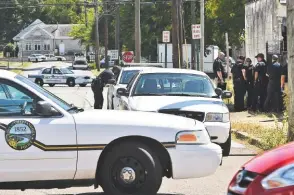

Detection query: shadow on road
(50, 193), (184, 195)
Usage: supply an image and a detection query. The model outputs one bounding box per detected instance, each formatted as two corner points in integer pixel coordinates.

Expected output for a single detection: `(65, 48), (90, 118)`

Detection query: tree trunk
(287, 0), (294, 141)
(172, 0), (179, 68)
(104, 16), (109, 68)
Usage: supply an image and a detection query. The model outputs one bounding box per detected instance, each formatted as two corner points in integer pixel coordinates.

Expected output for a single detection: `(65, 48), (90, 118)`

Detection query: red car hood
(244, 142), (294, 175)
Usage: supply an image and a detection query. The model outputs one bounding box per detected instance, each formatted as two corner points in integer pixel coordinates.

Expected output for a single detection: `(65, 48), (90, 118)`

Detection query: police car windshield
(133, 73), (217, 97)
(60, 68), (74, 74)
(119, 70), (140, 84)
(15, 75), (72, 111)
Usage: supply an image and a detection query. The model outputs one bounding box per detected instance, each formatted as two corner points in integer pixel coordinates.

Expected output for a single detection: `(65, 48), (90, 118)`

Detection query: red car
(228, 142), (294, 195)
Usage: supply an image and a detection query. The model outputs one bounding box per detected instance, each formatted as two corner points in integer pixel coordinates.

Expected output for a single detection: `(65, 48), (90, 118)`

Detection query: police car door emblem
(5, 120), (36, 151)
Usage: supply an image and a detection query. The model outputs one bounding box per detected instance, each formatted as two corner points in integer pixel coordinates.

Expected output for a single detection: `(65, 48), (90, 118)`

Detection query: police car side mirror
(36, 101), (60, 116)
(215, 88), (223, 96)
(108, 79), (116, 85)
(117, 88), (128, 96)
(222, 91), (232, 99)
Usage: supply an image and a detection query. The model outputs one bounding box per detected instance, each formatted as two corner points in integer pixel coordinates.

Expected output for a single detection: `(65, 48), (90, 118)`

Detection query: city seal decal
(5, 120), (36, 151)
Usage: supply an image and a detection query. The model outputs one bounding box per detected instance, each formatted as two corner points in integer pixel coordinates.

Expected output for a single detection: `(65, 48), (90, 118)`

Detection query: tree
(205, 0), (246, 50)
(287, 0), (294, 141)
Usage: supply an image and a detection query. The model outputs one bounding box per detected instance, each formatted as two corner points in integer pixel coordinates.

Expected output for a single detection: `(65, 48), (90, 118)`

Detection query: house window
(35, 43), (41, 51)
(25, 43), (32, 51)
(44, 44), (50, 51)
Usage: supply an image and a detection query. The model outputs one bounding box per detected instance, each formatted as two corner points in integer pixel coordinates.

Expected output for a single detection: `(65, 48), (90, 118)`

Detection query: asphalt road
(0, 77), (257, 195)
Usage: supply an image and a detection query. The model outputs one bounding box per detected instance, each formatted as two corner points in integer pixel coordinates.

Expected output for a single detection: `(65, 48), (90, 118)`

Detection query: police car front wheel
(99, 142), (163, 195)
(67, 78), (75, 87)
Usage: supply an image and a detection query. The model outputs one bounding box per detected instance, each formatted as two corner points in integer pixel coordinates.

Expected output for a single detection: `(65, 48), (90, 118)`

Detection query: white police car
(0, 69), (222, 194)
(28, 66), (93, 87)
(117, 68), (233, 156)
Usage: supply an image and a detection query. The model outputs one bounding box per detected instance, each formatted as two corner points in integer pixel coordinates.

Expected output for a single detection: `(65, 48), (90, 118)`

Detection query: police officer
(264, 55), (282, 112)
(213, 52), (226, 90)
(252, 53), (268, 112)
(231, 56), (246, 112)
(92, 67), (114, 109)
(244, 58), (254, 110)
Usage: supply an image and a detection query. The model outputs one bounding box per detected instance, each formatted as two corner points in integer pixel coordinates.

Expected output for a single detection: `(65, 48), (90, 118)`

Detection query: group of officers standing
(214, 52), (287, 113)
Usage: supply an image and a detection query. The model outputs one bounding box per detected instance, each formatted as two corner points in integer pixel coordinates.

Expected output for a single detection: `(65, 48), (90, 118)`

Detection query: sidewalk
(230, 111), (284, 129)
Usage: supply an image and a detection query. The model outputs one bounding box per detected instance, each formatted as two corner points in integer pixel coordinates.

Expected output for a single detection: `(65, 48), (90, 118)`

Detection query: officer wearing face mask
(263, 55), (282, 113)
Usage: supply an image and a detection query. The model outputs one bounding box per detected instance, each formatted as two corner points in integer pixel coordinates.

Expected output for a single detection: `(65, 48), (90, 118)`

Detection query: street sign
(162, 31), (170, 43)
(192, 24), (201, 39)
(122, 51), (134, 63)
(108, 50), (119, 60)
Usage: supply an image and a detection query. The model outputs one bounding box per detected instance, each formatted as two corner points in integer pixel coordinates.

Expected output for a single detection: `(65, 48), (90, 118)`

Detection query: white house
(245, 0), (287, 64)
(13, 19), (84, 57)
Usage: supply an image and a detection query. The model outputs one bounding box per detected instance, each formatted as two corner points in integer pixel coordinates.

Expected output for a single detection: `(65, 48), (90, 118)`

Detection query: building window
(25, 43), (32, 51)
(44, 44), (50, 51)
(35, 43), (41, 51)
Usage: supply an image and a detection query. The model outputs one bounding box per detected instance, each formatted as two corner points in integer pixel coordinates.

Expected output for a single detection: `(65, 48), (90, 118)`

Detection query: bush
(259, 113), (288, 150)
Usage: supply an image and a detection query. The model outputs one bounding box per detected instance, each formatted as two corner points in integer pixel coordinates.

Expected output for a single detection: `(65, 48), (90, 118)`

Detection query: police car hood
(73, 109), (197, 130)
(129, 96), (228, 113)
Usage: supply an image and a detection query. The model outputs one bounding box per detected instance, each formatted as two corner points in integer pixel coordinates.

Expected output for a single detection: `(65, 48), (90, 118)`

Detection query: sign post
(192, 24), (201, 70)
(162, 31), (170, 68)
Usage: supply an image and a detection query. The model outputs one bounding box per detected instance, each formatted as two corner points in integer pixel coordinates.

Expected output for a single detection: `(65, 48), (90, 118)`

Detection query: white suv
(72, 58), (89, 70)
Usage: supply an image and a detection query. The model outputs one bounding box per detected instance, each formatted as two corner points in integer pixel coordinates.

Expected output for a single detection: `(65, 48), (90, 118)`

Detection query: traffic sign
(108, 50), (119, 60)
(122, 51), (134, 63)
(192, 24), (201, 39)
(162, 31), (170, 43)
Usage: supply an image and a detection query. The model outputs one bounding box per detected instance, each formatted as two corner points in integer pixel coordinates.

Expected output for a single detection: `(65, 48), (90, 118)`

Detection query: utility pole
(84, 1), (89, 58)
(104, 1), (109, 68)
(178, 0), (184, 68)
(191, 0), (196, 70)
(172, 0), (179, 68)
(287, 0), (294, 141)
(135, 0), (141, 63)
(94, 0), (100, 71)
(225, 32), (230, 79)
(200, 0), (204, 71)
(115, 3), (120, 63)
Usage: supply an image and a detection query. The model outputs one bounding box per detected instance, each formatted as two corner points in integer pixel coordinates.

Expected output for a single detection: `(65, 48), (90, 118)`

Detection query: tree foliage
(0, 0), (246, 59)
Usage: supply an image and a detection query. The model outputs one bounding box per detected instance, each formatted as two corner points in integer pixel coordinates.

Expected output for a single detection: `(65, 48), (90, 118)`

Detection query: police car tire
(220, 132), (231, 157)
(35, 79), (44, 86)
(49, 84), (55, 87)
(67, 78), (75, 87)
(79, 84), (87, 87)
(100, 142), (162, 195)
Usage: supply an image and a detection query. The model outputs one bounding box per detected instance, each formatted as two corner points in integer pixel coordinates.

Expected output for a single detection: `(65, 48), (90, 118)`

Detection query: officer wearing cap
(252, 53), (268, 112)
(231, 56), (246, 112)
(213, 52), (226, 90)
(264, 55), (282, 112)
(244, 58), (254, 110)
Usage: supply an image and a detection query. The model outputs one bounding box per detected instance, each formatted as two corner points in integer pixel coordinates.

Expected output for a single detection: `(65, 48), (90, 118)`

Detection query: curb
(231, 129), (263, 149)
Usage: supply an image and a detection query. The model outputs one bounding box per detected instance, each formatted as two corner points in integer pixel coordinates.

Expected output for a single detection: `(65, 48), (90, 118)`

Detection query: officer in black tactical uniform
(264, 55), (282, 112)
(213, 52), (226, 90)
(91, 67), (114, 109)
(252, 53), (268, 112)
(244, 58), (254, 110)
(231, 56), (246, 112)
